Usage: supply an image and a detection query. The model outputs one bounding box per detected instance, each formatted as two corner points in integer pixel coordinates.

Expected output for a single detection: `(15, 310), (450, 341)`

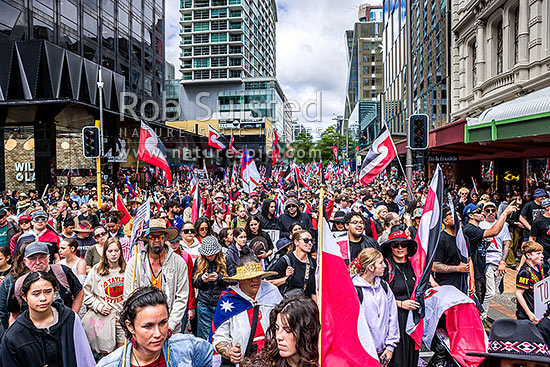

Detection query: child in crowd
(516, 241), (545, 323)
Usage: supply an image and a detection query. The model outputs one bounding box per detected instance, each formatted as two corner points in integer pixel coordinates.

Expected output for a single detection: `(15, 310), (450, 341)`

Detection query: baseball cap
(463, 203), (482, 218)
(483, 201), (497, 209)
(534, 188), (548, 198)
(285, 198), (299, 208)
(24, 242), (50, 258)
(31, 210), (48, 220)
(542, 198), (550, 208)
(18, 214), (32, 222)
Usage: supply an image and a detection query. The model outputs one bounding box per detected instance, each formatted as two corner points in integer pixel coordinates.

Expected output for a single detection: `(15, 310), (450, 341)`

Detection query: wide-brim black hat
(380, 230), (417, 258)
(467, 319), (550, 363)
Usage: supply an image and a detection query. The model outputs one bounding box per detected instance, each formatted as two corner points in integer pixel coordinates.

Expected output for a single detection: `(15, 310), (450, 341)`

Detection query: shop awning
(466, 86), (550, 143)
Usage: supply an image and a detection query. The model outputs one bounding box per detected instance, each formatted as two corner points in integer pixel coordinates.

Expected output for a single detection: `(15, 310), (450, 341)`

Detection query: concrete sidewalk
(487, 267), (517, 323)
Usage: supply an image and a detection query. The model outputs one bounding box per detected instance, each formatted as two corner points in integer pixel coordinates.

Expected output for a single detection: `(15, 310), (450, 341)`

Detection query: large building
(178, 0), (293, 143)
(0, 0), (166, 191)
(410, 0), (450, 129)
(382, 0), (408, 137)
(344, 3), (383, 147)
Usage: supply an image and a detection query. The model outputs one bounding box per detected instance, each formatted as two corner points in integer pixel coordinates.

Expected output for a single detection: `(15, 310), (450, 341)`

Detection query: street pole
(405, 0), (414, 183)
(97, 68), (104, 209)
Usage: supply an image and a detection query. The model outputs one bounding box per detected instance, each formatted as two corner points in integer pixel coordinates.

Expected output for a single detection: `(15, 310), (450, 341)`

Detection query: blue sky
(164, 0), (378, 134)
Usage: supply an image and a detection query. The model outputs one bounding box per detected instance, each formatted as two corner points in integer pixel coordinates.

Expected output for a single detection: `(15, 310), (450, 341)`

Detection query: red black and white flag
(208, 125), (226, 150)
(272, 129), (281, 165)
(407, 164), (444, 348)
(228, 133), (240, 156)
(137, 122), (172, 184)
(359, 127), (396, 186)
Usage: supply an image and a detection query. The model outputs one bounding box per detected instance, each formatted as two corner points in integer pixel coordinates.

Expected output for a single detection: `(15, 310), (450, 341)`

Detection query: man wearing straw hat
(212, 250), (283, 366)
(123, 218), (190, 333)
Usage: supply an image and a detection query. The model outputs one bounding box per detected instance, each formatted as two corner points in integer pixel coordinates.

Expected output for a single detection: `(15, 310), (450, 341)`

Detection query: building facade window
(496, 20), (503, 74)
(514, 6), (519, 65)
(472, 41), (477, 87)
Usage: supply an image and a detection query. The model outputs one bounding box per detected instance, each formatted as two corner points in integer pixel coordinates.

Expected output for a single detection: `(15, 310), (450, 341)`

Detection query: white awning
(467, 86), (550, 126)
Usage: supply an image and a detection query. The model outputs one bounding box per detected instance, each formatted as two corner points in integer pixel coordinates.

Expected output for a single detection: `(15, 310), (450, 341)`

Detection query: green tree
(315, 125), (346, 162)
(291, 131), (315, 164)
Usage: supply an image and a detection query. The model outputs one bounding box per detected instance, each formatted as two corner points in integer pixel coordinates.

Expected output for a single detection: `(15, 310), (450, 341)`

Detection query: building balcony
(479, 70), (516, 97)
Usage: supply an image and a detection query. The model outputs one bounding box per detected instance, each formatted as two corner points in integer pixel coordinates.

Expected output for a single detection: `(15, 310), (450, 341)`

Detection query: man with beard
(164, 199), (184, 232)
(277, 198), (314, 238)
(124, 219), (190, 333)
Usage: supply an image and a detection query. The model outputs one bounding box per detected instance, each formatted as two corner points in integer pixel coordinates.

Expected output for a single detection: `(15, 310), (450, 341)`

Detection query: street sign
(534, 276), (550, 319)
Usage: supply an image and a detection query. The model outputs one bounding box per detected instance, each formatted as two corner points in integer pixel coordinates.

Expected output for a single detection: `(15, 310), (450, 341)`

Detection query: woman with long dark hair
(243, 296), (320, 367)
(0, 271), (95, 366)
(381, 231), (419, 367)
(195, 217), (213, 243)
(259, 199), (278, 230)
(245, 215), (274, 260)
(96, 286), (213, 367)
(192, 236), (235, 340)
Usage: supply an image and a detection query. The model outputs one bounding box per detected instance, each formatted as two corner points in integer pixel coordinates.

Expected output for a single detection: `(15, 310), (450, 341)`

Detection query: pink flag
(190, 173), (200, 223)
(319, 218), (380, 366)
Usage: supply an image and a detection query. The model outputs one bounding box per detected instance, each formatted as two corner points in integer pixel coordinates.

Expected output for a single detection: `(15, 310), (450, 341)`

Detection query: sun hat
(214, 192), (225, 200)
(126, 197), (144, 204)
(199, 236), (222, 256)
(467, 319), (550, 363)
(31, 210), (48, 221)
(534, 188), (548, 198)
(146, 218), (179, 242)
(73, 222), (94, 233)
(25, 242), (50, 258)
(380, 230), (417, 258)
(249, 236), (268, 257)
(224, 262), (277, 281)
(542, 198), (550, 208)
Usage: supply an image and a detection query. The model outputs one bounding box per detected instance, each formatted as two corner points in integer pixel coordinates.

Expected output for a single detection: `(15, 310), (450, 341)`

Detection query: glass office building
(0, 0), (165, 190)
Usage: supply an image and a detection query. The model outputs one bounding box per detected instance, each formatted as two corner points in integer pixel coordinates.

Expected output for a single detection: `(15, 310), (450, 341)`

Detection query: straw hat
(147, 218), (179, 242)
(73, 222), (94, 233)
(224, 262), (277, 281)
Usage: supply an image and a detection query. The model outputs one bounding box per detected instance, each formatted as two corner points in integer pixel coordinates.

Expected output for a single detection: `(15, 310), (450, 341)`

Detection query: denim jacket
(96, 334), (213, 367)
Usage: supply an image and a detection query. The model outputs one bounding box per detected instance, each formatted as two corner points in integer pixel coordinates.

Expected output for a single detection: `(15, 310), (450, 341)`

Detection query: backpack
(355, 279), (389, 304)
(14, 264), (71, 306)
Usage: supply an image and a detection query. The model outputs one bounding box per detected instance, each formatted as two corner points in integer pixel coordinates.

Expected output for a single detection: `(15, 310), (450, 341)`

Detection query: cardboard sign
(196, 169), (209, 183)
(332, 231), (350, 260)
(534, 277), (550, 319)
(266, 229), (280, 246)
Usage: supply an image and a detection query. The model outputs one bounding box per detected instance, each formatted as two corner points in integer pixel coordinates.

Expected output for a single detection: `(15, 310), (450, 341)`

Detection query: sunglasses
(19, 220), (31, 225)
(484, 209), (496, 213)
(471, 210), (482, 215)
(391, 242), (407, 249)
(94, 232), (108, 238)
(148, 233), (166, 240)
(182, 229), (195, 234)
(301, 238), (313, 244)
(199, 227), (209, 231)
(33, 217), (48, 222)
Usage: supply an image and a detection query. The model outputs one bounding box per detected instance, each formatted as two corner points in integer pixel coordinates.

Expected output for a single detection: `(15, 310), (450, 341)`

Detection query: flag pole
(381, 119), (414, 197)
(135, 158), (140, 195)
(317, 188), (324, 366)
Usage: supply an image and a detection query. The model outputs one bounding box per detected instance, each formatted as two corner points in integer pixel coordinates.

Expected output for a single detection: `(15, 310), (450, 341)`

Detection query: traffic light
(82, 126), (101, 158)
(408, 114), (429, 150)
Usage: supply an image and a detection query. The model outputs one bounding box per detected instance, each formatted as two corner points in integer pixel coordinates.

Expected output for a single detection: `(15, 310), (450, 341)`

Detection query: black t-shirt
(463, 223), (487, 280)
(538, 317), (550, 348)
(516, 263), (544, 320)
(521, 201), (545, 238)
(433, 231), (467, 292)
(8, 265), (83, 313)
(270, 253), (316, 296)
(378, 201), (399, 214)
(530, 215), (550, 260)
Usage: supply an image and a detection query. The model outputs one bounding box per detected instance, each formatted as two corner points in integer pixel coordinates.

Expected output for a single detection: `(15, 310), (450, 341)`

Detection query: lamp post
(96, 68), (104, 209)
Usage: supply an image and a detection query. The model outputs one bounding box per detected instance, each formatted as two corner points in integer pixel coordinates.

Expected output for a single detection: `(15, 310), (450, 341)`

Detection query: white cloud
(164, 0), (377, 136)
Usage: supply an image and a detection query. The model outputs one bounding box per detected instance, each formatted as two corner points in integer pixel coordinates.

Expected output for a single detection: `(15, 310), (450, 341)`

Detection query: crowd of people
(0, 174), (548, 367)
